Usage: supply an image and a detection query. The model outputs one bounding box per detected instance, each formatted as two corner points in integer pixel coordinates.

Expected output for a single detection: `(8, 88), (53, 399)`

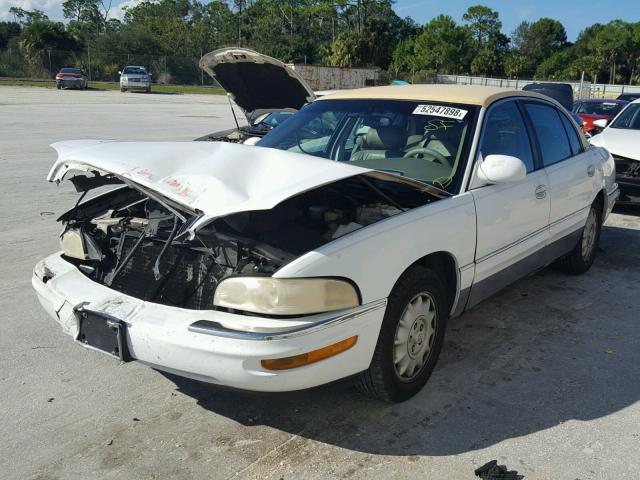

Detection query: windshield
(574, 101), (625, 116)
(610, 103), (640, 130)
(256, 111), (294, 128)
(123, 67), (147, 75)
(60, 68), (81, 74)
(257, 99), (477, 192)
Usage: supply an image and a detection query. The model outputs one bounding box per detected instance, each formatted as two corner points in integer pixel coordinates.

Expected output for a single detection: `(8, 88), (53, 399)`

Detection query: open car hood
(48, 140), (370, 235)
(199, 48), (315, 121)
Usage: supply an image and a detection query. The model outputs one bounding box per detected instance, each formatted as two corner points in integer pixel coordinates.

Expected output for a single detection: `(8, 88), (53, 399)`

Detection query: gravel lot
(1, 86), (639, 480)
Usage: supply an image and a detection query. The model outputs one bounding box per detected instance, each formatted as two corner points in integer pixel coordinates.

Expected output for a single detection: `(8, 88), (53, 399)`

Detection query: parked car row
(54, 65), (152, 93)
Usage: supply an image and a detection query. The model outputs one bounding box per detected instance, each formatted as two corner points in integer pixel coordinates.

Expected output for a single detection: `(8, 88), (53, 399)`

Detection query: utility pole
(237, 0), (242, 46)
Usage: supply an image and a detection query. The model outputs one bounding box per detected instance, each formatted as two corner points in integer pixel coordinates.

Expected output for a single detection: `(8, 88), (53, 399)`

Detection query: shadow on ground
(163, 224), (640, 457)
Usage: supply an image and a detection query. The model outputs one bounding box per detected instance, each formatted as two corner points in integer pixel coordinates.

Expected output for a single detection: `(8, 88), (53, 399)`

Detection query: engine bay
(60, 173), (437, 310)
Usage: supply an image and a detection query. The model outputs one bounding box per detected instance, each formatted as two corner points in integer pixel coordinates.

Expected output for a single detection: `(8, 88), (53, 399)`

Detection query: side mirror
(477, 154), (527, 184)
(118, 71), (122, 75)
(593, 118), (608, 128)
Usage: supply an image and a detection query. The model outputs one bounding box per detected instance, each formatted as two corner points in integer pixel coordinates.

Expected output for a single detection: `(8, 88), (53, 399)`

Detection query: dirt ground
(1, 86), (639, 480)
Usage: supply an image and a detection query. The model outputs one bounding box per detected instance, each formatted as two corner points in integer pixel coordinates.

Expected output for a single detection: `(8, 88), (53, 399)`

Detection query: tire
(146, 87), (151, 93)
(558, 201), (602, 275)
(356, 265), (448, 402)
(56, 84), (61, 90)
(120, 87), (126, 92)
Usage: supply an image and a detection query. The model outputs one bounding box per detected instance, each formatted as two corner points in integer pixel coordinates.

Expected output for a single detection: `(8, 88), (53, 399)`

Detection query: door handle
(587, 165), (595, 177)
(535, 185), (547, 199)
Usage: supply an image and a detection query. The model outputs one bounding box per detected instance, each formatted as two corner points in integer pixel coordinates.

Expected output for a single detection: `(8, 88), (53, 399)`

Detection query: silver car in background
(55, 67), (88, 90)
(119, 66), (152, 93)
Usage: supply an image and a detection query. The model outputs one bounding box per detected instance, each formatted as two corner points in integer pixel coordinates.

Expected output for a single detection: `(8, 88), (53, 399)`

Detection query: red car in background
(573, 99), (628, 135)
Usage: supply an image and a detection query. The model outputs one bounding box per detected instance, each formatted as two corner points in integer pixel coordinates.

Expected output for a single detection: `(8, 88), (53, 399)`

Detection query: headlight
(60, 229), (87, 259)
(121, 76), (127, 81)
(213, 277), (360, 315)
(60, 228), (102, 260)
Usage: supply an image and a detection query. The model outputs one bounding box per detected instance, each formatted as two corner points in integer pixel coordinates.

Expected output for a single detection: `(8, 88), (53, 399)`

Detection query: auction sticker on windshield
(412, 105), (468, 120)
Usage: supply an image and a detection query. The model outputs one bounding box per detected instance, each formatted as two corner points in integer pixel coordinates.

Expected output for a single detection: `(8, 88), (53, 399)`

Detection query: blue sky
(1, 0), (638, 40)
(394, 0), (639, 41)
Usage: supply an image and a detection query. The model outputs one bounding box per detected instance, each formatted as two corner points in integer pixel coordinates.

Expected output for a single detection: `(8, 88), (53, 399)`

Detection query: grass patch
(0, 78), (225, 95)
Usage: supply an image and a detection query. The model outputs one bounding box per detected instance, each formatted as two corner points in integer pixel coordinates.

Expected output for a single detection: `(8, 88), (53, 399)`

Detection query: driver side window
(480, 101), (534, 172)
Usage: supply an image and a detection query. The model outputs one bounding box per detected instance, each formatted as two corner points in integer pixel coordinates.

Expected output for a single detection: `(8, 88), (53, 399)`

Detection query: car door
(521, 101), (599, 248)
(467, 99), (550, 307)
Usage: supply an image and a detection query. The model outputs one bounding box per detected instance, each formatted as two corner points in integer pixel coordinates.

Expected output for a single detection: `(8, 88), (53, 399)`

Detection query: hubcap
(393, 292), (437, 382)
(582, 208), (597, 259)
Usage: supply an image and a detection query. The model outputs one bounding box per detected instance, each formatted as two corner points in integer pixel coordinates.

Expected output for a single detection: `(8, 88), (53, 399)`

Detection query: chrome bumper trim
(188, 299), (387, 341)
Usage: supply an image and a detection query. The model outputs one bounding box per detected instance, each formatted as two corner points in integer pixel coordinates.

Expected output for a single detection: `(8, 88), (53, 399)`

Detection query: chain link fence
(435, 74), (640, 99)
(0, 48), (217, 86)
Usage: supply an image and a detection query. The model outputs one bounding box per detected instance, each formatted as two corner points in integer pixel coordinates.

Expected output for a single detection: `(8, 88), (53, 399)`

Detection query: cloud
(0, 0), (138, 22)
(107, 0), (145, 21)
(0, 0), (65, 21)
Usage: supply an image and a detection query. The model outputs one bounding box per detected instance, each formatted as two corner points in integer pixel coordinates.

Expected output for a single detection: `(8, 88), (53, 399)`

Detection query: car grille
(108, 236), (220, 310)
(613, 155), (640, 179)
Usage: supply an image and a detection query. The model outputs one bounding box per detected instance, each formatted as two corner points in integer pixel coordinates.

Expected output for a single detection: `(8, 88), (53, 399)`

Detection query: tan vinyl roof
(316, 84), (550, 107)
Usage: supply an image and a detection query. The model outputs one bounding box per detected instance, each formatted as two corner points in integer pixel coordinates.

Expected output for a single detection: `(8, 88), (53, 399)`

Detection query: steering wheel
(403, 147), (451, 167)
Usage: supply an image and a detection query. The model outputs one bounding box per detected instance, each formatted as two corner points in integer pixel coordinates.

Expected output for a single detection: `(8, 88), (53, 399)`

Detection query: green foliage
(9, 7), (49, 25)
(2, 2), (640, 85)
(0, 21), (21, 49)
(413, 15), (471, 74)
(535, 51), (572, 80)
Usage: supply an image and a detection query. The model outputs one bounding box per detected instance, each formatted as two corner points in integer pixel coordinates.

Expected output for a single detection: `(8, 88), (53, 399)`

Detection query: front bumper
(56, 79), (84, 88)
(121, 81), (151, 89)
(32, 253), (386, 392)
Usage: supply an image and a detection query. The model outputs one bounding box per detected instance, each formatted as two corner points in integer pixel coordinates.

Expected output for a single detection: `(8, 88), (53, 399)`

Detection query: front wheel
(356, 266), (448, 402)
(120, 86), (126, 92)
(558, 201), (602, 275)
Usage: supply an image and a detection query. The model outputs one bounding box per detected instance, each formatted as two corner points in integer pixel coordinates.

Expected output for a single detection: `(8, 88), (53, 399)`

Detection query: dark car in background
(55, 68), (88, 90)
(573, 99), (629, 135)
(521, 82), (585, 131)
(618, 93), (640, 102)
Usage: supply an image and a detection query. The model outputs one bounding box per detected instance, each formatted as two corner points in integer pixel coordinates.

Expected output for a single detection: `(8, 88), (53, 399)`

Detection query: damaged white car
(33, 85), (618, 402)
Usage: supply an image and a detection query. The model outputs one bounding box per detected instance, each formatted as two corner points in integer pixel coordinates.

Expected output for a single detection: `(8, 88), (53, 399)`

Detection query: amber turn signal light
(261, 336), (358, 371)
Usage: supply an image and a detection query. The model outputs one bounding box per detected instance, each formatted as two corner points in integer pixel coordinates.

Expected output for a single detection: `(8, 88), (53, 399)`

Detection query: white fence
(436, 74), (640, 100)
(288, 64), (379, 91)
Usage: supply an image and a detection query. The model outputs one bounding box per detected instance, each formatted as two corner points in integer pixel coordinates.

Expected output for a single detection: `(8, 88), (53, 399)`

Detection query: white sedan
(33, 85), (618, 402)
(589, 98), (640, 205)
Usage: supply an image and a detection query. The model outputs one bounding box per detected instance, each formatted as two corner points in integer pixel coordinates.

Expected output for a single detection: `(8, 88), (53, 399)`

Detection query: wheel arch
(397, 251), (459, 316)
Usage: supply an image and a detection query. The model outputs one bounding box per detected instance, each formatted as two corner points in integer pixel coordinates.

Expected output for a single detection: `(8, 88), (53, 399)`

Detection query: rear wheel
(558, 201), (602, 275)
(356, 266), (448, 402)
(56, 84), (61, 90)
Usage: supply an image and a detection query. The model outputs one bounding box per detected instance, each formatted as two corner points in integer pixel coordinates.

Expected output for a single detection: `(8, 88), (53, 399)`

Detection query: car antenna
(227, 94), (241, 131)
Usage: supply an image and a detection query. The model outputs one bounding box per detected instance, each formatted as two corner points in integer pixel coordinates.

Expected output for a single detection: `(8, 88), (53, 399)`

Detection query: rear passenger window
(523, 103), (572, 166)
(559, 111), (582, 155)
(480, 101), (535, 172)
